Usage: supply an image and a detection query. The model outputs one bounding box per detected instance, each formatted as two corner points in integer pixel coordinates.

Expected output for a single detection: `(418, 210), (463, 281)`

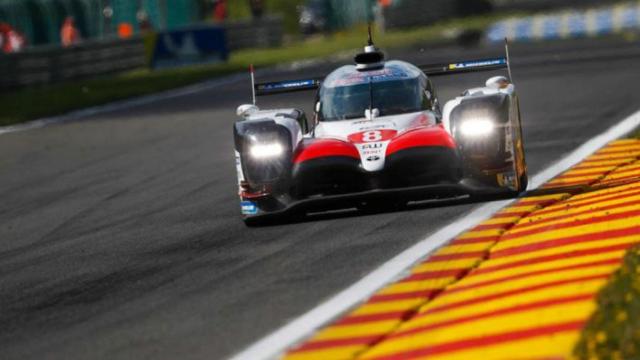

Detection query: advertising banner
(148, 25), (228, 69)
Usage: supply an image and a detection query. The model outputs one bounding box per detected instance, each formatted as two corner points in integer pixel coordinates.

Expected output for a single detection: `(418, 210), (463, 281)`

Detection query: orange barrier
(284, 139), (640, 360)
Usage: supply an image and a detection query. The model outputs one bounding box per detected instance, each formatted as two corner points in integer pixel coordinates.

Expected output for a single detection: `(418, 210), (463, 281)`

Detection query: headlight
(459, 119), (494, 137)
(249, 143), (285, 159)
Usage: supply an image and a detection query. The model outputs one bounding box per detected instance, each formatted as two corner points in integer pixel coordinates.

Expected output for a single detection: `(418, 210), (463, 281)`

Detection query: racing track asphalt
(1, 37), (640, 360)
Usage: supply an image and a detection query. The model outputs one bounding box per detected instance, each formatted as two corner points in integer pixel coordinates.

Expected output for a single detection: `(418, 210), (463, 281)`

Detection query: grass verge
(574, 244), (640, 359)
(0, 13), (518, 127)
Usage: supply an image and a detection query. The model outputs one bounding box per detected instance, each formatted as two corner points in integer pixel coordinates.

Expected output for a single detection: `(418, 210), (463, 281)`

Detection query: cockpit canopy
(318, 61), (434, 121)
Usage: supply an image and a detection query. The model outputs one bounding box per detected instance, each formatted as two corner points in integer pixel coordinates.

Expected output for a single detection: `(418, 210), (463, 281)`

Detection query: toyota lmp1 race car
(233, 35), (527, 225)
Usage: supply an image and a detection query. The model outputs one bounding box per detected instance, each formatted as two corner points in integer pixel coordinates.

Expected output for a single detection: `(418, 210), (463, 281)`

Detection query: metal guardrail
(0, 17), (283, 90)
(0, 37), (146, 89)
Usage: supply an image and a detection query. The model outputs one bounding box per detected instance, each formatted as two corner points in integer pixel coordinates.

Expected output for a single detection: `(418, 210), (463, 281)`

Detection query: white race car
(234, 35), (527, 225)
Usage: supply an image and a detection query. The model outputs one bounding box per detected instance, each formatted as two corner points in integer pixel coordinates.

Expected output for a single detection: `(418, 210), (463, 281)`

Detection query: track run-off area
(2, 38), (640, 360)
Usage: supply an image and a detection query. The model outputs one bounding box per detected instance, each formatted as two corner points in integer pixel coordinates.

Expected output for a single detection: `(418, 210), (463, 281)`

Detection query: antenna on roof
(504, 38), (514, 83)
(355, 24), (385, 71)
(249, 64), (256, 105)
(368, 77), (374, 114)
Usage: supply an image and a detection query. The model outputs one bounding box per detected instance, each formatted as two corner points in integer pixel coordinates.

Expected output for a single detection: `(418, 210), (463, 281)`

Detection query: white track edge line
(228, 108), (640, 360)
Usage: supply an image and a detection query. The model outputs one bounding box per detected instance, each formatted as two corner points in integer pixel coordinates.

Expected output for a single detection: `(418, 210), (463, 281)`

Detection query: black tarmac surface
(1, 37), (640, 360)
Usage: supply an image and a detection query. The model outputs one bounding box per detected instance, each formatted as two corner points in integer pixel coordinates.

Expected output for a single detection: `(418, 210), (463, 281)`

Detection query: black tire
(518, 172), (528, 194)
(243, 216), (265, 227)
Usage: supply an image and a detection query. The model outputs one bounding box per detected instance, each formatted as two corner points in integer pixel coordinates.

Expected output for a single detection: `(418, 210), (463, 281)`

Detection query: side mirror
(237, 104), (259, 118)
(485, 76), (510, 89)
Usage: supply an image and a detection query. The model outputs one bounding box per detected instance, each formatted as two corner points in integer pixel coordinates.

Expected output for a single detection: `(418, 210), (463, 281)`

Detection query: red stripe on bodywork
(293, 138), (360, 164)
(386, 126), (456, 156)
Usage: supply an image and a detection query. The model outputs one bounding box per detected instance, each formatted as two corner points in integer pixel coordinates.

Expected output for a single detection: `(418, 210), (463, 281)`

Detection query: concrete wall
(0, 37), (146, 89)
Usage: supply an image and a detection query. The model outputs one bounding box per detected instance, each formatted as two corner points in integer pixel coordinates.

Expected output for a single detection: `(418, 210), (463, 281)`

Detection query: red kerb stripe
(492, 225), (640, 259)
(369, 289), (440, 303)
(501, 208), (640, 241)
(391, 294), (593, 339)
(472, 242), (632, 276)
(368, 321), (585, 360)
(513, 197), (640, 232)
(452, 236), (500, 245)
(334, 310), (413, 326)
(400, 269), (468, 283)
(428, 251), (486, 261)
(291, 334), (383, 353)
(533, 188), (640, 217)
(422, 274), (608, 315)
(448, 258), (621, 294)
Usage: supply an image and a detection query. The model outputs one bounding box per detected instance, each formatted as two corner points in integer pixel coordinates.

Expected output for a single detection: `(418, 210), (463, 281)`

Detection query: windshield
(319, 78), (428, 121)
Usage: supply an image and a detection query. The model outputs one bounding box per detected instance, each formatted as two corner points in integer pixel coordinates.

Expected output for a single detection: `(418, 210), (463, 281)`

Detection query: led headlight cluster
(249, 143), (285, 159)
(459, 118), (494, 137)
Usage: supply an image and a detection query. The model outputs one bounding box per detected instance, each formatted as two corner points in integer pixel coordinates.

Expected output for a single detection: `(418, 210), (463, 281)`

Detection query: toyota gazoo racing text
(233, 36), (527, 225)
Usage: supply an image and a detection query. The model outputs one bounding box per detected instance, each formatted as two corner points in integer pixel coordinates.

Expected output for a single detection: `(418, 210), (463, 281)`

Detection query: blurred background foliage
(0, 0), (201, 45)
(228, 0), (303, 32)
(0, 0), (379, 46)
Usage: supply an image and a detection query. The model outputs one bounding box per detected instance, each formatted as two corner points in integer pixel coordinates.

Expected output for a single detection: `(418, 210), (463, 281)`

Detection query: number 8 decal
(347, 129), (397, 144)
(362, 131), (382, 142)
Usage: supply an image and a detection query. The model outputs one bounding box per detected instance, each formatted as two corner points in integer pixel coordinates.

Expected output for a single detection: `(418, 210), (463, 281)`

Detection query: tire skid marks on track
(282, 139), (640, 360)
